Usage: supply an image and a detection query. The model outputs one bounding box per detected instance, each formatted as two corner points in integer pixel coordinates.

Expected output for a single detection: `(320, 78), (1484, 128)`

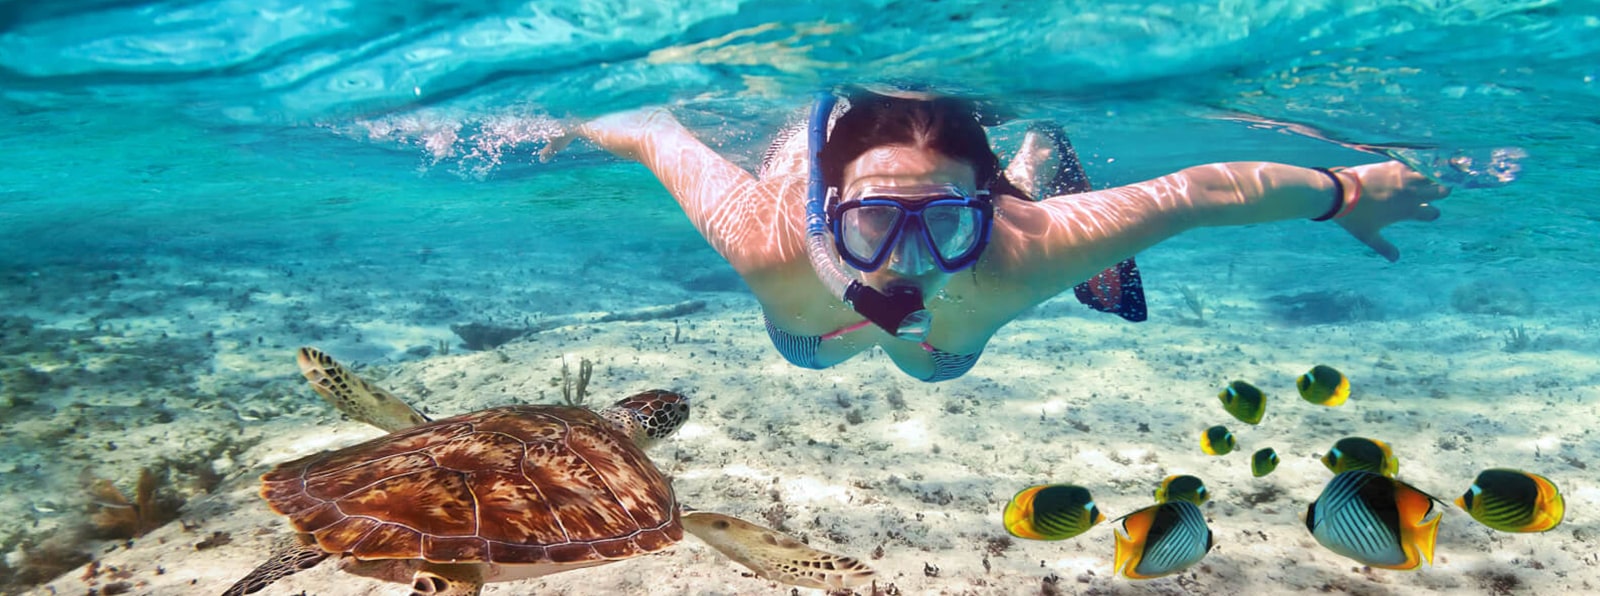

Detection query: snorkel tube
(805, 92), (932, 341)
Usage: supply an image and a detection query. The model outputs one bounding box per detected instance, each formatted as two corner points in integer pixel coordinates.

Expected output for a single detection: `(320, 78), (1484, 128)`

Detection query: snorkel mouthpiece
(844, 283), (931, 341)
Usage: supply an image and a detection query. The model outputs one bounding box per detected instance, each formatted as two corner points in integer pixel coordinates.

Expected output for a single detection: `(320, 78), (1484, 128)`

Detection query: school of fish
(1001, 363), (1565, 580)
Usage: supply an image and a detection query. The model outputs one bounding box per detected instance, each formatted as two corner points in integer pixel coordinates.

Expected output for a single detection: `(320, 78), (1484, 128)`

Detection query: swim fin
(1074, 258), (1148, 322)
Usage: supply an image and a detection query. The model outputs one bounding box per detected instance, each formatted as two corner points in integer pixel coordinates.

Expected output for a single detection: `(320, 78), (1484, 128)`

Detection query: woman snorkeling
(541, 89), (1450, 382)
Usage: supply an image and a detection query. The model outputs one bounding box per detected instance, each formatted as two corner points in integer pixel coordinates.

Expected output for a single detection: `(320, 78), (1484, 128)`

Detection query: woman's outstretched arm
(543, 108), (796, 271)
(992, 161), (1450, 308)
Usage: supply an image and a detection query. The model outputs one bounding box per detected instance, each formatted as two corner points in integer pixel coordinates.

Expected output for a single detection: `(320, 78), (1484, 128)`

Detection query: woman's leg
(1006, 122), (1148, 322)
(1006, 121), (1093, 197)
(759, 107), (817, 181)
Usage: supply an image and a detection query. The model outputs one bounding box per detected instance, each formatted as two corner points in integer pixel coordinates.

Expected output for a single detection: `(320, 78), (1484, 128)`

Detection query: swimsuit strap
(818, 319), (872, 341)
(821, 319), (935, 352)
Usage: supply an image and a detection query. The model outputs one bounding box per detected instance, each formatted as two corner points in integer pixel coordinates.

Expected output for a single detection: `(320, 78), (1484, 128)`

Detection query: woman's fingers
(1355, 230), (1401, 263)
(538, 132), (575, 163)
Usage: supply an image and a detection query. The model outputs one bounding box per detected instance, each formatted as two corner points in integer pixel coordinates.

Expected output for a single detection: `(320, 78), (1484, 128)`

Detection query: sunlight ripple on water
(1, 0), (1594, 160)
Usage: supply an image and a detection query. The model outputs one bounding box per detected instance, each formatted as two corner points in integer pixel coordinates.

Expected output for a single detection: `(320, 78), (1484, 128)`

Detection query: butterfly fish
(1200, 425), (1236, 456)
(1305, 470), (1442, 570)
(1217, 380), (1266, 425)
(1297, 364), (1351, 406)
(1322, 437), (1400, 477)
(1456, 468), (1565, 533)
(1154, 475), (1210, 505)
(1251, 448), (1280, 478)
(1113, 501), (1214, 579)
(1003, 484), (1107, 541)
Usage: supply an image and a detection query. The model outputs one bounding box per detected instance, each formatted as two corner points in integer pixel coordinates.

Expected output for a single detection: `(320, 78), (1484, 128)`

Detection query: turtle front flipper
(221, 533), (330, 596)
(297, 347), (430, 433)
(681, 511), (875, 590)
(410, 564), (483, 596)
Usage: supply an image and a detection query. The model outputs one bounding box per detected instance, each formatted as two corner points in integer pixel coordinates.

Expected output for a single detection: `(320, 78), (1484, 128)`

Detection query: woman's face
(838, 145), (979, 295)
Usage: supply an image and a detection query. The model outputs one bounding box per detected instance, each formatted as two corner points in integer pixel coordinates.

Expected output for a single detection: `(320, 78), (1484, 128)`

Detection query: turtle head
(600, 389), (690, 450)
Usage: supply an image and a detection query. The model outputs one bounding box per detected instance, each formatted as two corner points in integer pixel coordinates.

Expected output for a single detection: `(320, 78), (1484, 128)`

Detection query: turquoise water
(4, 1), (1597, 262)
(3, 1), (1600, 594)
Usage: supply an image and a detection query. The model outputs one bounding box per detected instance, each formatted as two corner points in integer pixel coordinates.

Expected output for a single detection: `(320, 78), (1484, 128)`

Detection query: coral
(0, 366), (52, 395)
(455, 301), (709, 352)
(1471, 569), (1523, 596)
(1451, 278), (1532, 315)
(984, 535), (1013, 557)
(1503, 325), (1534, 353)
(84, 468), (182, 540)
(592, 300), (705, 323)
(560, 356), (593, 406)
(1242, 485), (1285, 506)
(1266, 290), (1382, 325)
(1, 530), (92, 590)
(448, 322), (525, 351)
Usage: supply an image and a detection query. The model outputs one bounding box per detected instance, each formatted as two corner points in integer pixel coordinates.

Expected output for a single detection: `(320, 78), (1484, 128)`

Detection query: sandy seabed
(4, 223), (1598, 596)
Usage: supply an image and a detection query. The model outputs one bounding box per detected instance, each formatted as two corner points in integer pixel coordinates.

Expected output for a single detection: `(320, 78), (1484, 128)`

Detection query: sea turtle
(223, 347), (874, 596)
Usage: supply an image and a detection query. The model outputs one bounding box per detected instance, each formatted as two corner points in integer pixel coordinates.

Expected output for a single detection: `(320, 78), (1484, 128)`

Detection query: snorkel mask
(803, 92), (995, 341)
(827, 183), (993, 275)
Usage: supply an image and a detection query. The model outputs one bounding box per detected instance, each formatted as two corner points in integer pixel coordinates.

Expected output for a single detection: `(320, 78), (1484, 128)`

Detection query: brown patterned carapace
(260, 404), (682, 565)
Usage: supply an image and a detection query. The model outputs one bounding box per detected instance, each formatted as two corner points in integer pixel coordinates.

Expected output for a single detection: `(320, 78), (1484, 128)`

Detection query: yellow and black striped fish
(1003, 484), (1107, 541)
(1154, 475), (1210, 505)
(1113, 501), (1214, 579)
(1321, 436), (1399, 477)
(1217, 380), (1266, 424)
(1305, 470), (1442, 570)
(1297, 364), (1350, 406)
(1251, 447), (1279, 478)
(1200, 425), (1236, 456)
(1456, 468), (1565, 533)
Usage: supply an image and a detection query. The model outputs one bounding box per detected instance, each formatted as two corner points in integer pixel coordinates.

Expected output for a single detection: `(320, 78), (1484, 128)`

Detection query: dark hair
(817, 91), (1026, 198)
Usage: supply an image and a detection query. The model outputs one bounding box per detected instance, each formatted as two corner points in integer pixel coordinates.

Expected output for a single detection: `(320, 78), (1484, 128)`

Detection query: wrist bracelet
(1330, 166), (1362, 219)
(1310, 167), (1364, 221)
(1310, 167), (1344, 222)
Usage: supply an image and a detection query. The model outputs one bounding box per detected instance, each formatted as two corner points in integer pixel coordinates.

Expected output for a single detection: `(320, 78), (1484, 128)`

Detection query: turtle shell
(260, 404), (682, 566)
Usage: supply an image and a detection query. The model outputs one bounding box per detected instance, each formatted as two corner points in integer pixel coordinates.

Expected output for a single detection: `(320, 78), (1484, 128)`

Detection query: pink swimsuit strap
(820, 319), (935, 352)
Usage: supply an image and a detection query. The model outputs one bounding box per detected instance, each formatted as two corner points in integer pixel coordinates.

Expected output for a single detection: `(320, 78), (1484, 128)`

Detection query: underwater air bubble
(1387, 147), (1526, 189)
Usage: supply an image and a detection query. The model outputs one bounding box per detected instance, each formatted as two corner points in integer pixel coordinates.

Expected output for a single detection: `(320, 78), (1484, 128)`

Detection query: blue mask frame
(827, 188), (994, 273)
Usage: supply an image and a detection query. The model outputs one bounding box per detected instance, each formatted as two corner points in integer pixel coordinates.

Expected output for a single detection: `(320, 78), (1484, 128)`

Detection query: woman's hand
(537, 124), (579, 162)
(538, 107), (675, 163)
(1335, 161), (1452, 262)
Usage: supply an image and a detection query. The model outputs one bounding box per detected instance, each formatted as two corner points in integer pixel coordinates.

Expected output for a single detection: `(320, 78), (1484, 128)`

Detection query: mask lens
(920, 203), (981, 263)
(840, 204), (904, 266)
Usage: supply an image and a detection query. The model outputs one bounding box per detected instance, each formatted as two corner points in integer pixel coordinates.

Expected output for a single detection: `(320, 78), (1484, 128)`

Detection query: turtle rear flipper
(222, 534), (330, 596)
(297, 347), (429, 432)
(681, 511), (875, 590)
